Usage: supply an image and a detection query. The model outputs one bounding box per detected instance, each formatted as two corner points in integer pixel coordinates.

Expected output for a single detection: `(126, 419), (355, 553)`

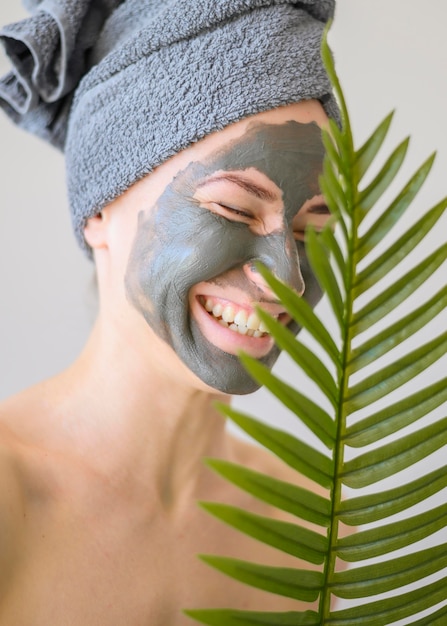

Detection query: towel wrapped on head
(0, 0), (122, 148)
(0, 0), (338, 254)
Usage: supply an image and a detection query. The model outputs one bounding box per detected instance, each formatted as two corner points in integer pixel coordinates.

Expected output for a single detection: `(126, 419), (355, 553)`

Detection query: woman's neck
(50, 314), (233, 510)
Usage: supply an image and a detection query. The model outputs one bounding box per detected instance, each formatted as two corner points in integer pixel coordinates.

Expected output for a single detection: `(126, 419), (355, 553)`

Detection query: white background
(1, 1), (447, 620)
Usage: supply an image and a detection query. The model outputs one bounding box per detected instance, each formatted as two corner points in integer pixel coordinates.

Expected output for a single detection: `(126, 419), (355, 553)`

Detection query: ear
(84, 211), (109, 250)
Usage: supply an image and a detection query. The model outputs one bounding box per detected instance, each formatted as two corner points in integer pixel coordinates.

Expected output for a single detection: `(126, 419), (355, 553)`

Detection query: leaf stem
(319, 33), (358, 618)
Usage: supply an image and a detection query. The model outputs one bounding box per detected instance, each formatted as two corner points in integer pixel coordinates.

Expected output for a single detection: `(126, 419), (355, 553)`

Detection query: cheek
(124, 212), (163, 323)
(125, 204), (248, 317)
(168, 209), (254, 286)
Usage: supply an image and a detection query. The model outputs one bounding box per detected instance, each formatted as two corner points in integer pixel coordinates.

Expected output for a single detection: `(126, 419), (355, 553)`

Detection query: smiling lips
(198, 295), (287, 338)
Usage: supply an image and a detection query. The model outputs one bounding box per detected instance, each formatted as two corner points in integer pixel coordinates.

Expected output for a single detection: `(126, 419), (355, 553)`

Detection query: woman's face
(115, 102), (329, 394)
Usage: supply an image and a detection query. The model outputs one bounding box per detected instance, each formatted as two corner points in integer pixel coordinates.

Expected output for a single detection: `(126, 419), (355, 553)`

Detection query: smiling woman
(121, 112), (329, 394)
(0, 0), (341, 623)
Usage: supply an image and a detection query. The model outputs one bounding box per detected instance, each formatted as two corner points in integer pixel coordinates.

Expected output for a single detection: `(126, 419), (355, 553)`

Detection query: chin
(174, 317), (285, 396)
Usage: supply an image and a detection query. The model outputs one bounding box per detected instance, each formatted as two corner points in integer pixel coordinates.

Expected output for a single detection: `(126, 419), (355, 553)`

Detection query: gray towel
(0, 0), (122, 148)
(0, 0), (338, 254)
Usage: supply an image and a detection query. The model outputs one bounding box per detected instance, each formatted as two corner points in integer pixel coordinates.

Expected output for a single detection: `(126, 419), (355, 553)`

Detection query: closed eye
(308, 203), (331, 216)
(210, 202), (253, 221)
(293, 200), (332, 241)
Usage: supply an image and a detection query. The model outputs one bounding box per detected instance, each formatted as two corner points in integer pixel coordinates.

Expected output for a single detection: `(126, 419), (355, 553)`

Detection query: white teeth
(202, 297), (272, 337)
(259, 320), (268, 333)
(247, 312), (261, 330)
(212, 303), (223, 317)
(234, 310), (248, 327)
(222, 306), (235, 323)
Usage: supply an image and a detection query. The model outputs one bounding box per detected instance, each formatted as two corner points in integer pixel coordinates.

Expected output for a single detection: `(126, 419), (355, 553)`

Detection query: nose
(243, 231), (305, 298)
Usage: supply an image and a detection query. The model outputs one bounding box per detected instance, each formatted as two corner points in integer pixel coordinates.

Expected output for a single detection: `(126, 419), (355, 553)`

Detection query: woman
(0, 1), (338, 623)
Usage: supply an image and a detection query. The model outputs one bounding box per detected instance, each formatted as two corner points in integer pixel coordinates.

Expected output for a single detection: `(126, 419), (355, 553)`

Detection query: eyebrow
(196, 173), (279, 202)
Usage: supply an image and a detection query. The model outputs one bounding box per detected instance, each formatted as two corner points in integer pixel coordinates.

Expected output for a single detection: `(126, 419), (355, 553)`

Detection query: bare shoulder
(0, 383), (57, 508)
(0, 378), (65, 460)
(0, 384), (66, 578)
(0, 389), (38, 511)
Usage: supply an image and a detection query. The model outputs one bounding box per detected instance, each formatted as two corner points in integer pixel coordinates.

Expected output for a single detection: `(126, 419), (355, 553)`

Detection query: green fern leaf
(344, 377), (447, 446)
(237, 356), (335, 448)
(337, 464), (447, 525)
(199, 556), (323, 602)
(217, 404), (334, 488)
(329, 576), (447, 626)
(336, 502), (447, 561)
(199, 502), (328, 564)
(347, 286), (447, 373)
(410, 604), (447, 626)
(351, 244), (447, 333)
(331, 543), (447, 598)
(354, 193), (445, 295)
(239, 315), (338, 405)
(184, 609), (320, 625)
(254, 265), (340, 367)
(354, 110), (394, 180)
(342, 416), (447, 488)
(187, 26), (447, 624)
(345, 332), (447, 412)
(320, 225), (346, 284)
(357, 136), (410, 215)
(205, 459), (330, 526)
(306, 227), (345, 327)
(356, 161), (441, 259)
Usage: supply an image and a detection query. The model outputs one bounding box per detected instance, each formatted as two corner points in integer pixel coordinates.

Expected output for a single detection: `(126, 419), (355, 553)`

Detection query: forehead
(171, 120), (325, 206)
(205, 120), (324, 191)
(205, 120), (324, 177)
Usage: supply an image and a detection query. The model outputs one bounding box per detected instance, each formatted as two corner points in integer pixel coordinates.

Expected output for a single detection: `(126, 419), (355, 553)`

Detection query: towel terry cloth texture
(0, 0), (338, 254)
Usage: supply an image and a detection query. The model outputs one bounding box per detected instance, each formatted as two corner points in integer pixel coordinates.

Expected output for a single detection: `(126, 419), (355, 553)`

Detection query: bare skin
(0, 101), (332, 625)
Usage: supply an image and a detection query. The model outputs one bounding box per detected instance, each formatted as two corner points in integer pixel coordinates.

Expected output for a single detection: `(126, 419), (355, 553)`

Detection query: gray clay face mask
(125, 121), (326, 394)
